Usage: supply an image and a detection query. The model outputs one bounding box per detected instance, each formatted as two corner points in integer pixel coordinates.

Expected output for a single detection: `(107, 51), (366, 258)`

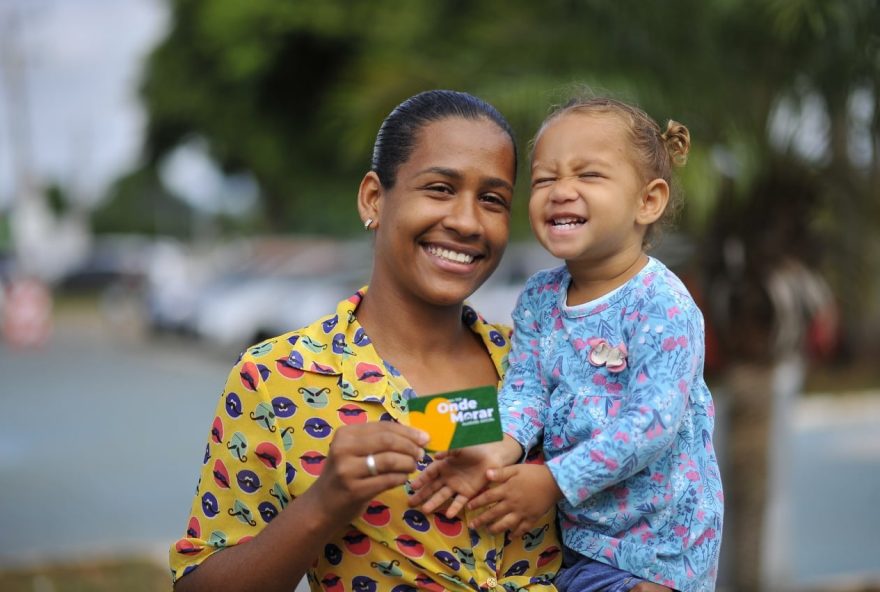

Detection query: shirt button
(485, 576), (498, 589)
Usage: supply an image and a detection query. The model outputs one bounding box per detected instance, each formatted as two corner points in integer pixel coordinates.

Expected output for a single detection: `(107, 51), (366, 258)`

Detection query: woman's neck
(355, 281), (471, 363)
(566, 249), (648, 306)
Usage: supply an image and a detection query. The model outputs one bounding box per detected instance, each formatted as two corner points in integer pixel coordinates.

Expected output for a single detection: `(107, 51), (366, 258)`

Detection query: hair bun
(661, 120), (690, 167)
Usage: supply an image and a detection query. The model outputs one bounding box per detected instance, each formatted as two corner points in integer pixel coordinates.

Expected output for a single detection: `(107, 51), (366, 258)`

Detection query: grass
(0, 559), (170, 592)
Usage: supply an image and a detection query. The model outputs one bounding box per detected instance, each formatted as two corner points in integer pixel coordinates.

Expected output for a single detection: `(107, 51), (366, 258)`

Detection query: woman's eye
(480, 194), (510, 209)
(425, 184), (453, 194)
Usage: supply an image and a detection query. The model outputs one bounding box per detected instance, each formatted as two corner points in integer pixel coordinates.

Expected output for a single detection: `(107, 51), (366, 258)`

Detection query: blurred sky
(0, 0), (167, 209)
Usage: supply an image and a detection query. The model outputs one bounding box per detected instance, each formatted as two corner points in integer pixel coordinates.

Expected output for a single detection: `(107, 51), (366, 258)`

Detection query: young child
(411, 96), (723, 592)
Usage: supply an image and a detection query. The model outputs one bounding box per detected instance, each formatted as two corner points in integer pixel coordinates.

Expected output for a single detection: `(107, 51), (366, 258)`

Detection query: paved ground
(0, 307), (878, 591)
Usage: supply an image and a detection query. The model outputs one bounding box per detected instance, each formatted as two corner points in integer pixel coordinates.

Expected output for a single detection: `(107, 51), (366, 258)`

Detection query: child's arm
(468, 463), (564, 537)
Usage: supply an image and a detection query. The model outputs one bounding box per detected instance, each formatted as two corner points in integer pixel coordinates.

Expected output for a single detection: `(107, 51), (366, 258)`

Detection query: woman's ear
(357, 171), (383, 230)
(636, 178), (670, 225)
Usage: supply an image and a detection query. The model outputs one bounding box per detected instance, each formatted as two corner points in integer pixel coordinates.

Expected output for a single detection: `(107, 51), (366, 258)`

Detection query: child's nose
(549, 177), (579, 202)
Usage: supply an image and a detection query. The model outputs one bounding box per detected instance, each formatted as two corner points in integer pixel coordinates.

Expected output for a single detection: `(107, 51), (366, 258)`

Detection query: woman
(170, 90), (562, 592)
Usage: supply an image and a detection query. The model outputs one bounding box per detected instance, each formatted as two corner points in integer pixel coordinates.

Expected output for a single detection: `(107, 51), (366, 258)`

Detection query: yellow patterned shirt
(170, 288), (561, 591)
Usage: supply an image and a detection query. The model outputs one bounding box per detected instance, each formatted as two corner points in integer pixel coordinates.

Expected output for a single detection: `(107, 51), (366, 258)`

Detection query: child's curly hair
(536, 94), (691, 248)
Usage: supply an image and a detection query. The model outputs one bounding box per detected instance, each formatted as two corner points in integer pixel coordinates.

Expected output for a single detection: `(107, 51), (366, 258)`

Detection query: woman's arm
(176, 421), (427, 592)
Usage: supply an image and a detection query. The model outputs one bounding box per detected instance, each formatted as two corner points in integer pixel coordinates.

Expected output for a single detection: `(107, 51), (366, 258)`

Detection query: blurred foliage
(130, 0), (880, 349)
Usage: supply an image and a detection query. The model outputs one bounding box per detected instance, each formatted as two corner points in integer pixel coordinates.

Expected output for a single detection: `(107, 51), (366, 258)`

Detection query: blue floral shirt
(499, 258), (723, 592)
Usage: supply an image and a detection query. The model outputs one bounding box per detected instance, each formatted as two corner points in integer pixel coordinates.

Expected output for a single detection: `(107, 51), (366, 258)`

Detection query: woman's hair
(537, 94), (691, 248)
(371, 90), (517, 188)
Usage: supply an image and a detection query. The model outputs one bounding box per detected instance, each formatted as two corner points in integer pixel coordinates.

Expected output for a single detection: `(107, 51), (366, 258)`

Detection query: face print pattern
(499, 260), (723, 592)
(170, 289), (561, 590)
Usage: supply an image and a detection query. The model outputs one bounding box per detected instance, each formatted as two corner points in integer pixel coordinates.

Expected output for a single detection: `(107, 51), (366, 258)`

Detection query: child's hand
(409, 437), (522, 517)
(408, 445), (497, 517)
(468, 464), (564, 537)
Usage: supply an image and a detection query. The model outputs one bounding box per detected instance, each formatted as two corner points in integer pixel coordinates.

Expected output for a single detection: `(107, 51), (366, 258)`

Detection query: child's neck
(565, 251), (649, 306)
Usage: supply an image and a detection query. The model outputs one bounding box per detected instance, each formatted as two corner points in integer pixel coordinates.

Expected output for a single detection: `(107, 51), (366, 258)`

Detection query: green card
(406, 385), (502, 452)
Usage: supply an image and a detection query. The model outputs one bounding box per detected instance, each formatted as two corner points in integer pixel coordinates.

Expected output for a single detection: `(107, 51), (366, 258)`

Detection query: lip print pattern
(225, 393), (243, 418)
(504, 559), (530, 576)
(271, 396), (297, 418)
(342, 530), (372, 556)
(284, 461), (296, 485)
(304, 417), (333, 438)
(201, 492), (219, 518)
(322, 315), (339, 334)
(355, 362), (384, 383)
(186, 516), (201, 539)
(433, 513), (463, 537)
(353, 327), (370, 346)
(325, 543), (344, 565)
(333, 333), (354, 356)
(239, 361), (259, 391)
(337, 404), (367, 425)
(362, 501), (391, 527)
(258, 501), (278, 523)
(175, 539), (201, 555)
(352, 575), (378, 592)
(402, 509), (430, 533)
(212, 459), (230, 489)
(414, 573), (445, 592)
(236, 469), (262, 493)
(321, 573), (344, 592)
(299, 450), (326, 476)
(394, 535), (424, 558)
(211, 417), (224, 444)
(276, 355), (305, 379)
(434, 550), (460, 571)
(537, 546), (561, 567)
(255, 442), (282, 469)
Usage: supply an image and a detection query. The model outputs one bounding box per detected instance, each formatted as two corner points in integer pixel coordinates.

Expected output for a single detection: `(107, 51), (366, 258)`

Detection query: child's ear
(357, 171), (383, 229)
(636, 178), (670, 225)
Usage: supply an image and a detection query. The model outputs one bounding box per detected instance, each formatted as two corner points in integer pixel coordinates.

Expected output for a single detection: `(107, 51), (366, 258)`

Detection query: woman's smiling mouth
(424, 244), (478, 265)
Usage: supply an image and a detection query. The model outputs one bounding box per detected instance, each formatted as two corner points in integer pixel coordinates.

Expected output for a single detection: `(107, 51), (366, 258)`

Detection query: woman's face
(370, 116), (515, 308)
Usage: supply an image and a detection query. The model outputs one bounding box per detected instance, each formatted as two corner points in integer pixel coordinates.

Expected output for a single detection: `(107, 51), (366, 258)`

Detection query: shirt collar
(285, 287), (511, 415)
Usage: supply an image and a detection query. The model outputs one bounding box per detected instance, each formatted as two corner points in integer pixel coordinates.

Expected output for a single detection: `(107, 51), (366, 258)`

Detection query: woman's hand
(305, 422), (429, 524)
(467, 464), (564, 537)
(409, 436), (522, 517)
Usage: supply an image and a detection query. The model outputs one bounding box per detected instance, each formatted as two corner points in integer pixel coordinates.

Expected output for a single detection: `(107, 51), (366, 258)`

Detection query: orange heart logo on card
(408, 397), (456, 451)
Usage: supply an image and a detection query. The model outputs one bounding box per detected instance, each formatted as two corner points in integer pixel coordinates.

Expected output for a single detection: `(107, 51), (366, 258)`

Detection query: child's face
(529, 112), (648, 266)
